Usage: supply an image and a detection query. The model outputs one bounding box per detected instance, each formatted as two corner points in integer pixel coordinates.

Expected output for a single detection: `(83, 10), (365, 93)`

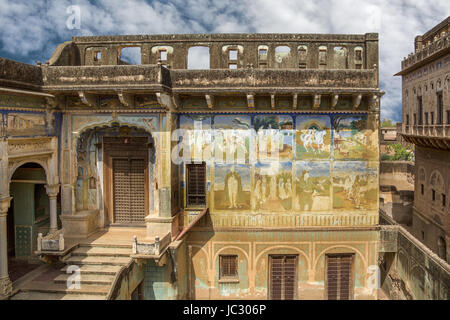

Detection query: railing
(132, 232), (171, 256)
(402, 35), (450, 70)
(37, 230), (64, 252)
(401, 124), (449, 138)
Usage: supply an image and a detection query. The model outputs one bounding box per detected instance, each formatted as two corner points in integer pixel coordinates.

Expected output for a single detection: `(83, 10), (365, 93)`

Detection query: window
(432, 189), (436, 201)
(319, 46), (327, 69)
(437, 92), (443, 125)
(298, 45), (308, 61)
(94, 51), (101, 62)
(406, 114), (410, 125)
(418, 96), (423, 125)
(220, 255), (238, 279)
(421, 184), (424, 195)
(120, 47), (141, 65)
(431, 112), (434, 125)
(355, 64), (362, 69)
(442, 194), (446, 207)
(229, 63), (237, 69)
(326, 254), (354, 300)
(229, 49), (238, 60)
(299, 62), (307, 69)
(160, 50), (167, 61)
(258, 48), (268, 60)
(186, 163), (206, 206)
(414, 113), (417, 125)
(421, 231), (425, 240)
(187, 46), (210, 69)
(355, 49), (362, 61)
(438, 237), (447, 261)
(425, 112), (429, 125)
(447, 110), (450, 125)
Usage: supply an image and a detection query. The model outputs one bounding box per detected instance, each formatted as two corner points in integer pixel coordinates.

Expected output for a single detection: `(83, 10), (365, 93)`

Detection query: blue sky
(0, 0), (448, 122)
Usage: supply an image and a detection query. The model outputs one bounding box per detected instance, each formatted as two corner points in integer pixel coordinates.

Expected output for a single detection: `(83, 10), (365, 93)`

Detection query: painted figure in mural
(224, 166), (243, 209)
(269, 175), (277, 200)
(298, 170), (313, 211)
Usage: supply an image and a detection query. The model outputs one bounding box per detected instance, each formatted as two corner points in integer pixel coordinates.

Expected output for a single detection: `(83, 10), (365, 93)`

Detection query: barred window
(220, 255), (238, 279)
(186, 163), (206, 206)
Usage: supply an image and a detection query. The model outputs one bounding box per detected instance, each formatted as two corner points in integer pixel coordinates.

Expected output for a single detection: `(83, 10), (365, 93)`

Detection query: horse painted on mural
(300, 129), (327, 153)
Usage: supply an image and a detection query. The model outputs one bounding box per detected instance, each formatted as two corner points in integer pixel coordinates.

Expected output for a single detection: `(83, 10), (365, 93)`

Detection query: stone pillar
(45, 184), (60, 233)
(0, 197), (12, 297)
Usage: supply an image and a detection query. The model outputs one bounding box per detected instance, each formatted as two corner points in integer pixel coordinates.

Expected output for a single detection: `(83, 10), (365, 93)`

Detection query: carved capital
(45, 184), (60, 198)
(270, 94), (275, 109)
(292, 94), (298, 109)
(0, 197), (12, 216)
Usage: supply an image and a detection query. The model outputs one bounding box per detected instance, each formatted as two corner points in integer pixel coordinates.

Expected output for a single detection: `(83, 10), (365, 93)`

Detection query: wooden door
(269, 255), (297, 300)
(326, 254), (354, 300)
(104, 137), (149, 225)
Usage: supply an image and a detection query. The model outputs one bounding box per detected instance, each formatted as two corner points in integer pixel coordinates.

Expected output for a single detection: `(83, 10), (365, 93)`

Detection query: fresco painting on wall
(6, 113), (46, 136)
(254, 115), (294, 161)
(295, 161), (331, 211)
(333, 115), (377, 160)
(179, 114), (212, 161)
(252, 162), (292, 211)
(333, 161), (378, 210)
(213, 115), (251, 163)
(296, 115), (331, 160)
(214, 164), (251, 210)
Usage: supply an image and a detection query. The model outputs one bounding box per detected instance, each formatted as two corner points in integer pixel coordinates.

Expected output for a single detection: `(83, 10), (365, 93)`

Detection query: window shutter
(187, 163), (206, 206)
(326, 254), (354, 300)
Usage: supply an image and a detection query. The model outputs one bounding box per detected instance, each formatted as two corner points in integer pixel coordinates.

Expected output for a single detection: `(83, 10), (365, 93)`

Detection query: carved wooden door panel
(326, 254), (354, 300)
(104, 137), (149, 225)
(269, 255), (298, 300)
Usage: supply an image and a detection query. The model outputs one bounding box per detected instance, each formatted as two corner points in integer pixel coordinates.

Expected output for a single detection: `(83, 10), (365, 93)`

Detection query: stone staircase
(11, 243), (132, 300)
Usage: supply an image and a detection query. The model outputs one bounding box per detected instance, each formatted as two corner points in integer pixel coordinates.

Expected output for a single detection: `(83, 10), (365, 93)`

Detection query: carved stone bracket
(78, 91), (98, 108)
(313, 94), (321, 109)
(353, 94), (362, 110)
(293, 94), (298, 109)
(247, 94), (255, 109)
(205, 95), (215, 109)
(271, 94), (275, 109)
(332, 94), (339, 109)
(369, 95), (380, 112)
(171, 94), (181, 109)
(156, 92), (176, 112)
(117, 91), (134, 108)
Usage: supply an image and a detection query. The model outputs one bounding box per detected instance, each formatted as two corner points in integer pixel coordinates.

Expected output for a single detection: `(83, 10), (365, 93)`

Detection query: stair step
(71, 246), (131, 257)
(65, 256), (131, 266)
(10, 291), (106, 300)
(61, 264), (122, 275)
(20, 281), (110, 295)
(54, 274), (115, 285)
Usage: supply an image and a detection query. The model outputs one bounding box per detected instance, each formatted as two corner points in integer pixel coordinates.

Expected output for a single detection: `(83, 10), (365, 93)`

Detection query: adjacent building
(396, 16), (450, 263)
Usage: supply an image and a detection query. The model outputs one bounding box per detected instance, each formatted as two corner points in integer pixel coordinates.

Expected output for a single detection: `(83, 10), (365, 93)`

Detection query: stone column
(45, 184), (60, 233)
(0, 197), (12, 297)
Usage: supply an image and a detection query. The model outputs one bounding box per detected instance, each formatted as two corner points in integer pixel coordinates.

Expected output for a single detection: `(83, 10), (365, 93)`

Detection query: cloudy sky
(0, 0), (448, 121)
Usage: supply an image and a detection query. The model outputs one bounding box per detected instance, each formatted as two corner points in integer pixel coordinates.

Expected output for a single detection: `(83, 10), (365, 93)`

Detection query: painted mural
(295, 161), (331, 211)
(333, 115), (377, 160)
(254, 115), (294, 161)
(6, 113), (46, 136)
(179, 114), (212, 161)
(332, 161), (378, 210)
(252, 162), (292, 211)
(296, 115), (331, 160)
(214, 164), (251, 210)
(213, 115), (251, 164)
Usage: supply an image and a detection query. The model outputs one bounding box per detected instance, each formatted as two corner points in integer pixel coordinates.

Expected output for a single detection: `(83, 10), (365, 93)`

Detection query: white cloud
(0, 0), (448, 122)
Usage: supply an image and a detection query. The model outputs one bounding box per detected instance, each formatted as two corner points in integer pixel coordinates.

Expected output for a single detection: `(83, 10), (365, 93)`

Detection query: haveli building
(0, 31), (448, 300)
(396, 16), (450, 263)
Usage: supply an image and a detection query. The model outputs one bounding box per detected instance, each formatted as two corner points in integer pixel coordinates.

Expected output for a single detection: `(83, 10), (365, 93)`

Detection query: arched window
(318, 46), (327, 69)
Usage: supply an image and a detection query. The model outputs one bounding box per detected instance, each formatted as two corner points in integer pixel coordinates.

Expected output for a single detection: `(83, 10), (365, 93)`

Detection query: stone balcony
(400, 124), (450, 150)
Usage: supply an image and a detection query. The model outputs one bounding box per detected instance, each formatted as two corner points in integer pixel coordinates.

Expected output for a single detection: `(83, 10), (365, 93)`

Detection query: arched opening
(187, 46), (210, 69)
(8, 162), (50, 282)
(75, 125), (155, 226)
